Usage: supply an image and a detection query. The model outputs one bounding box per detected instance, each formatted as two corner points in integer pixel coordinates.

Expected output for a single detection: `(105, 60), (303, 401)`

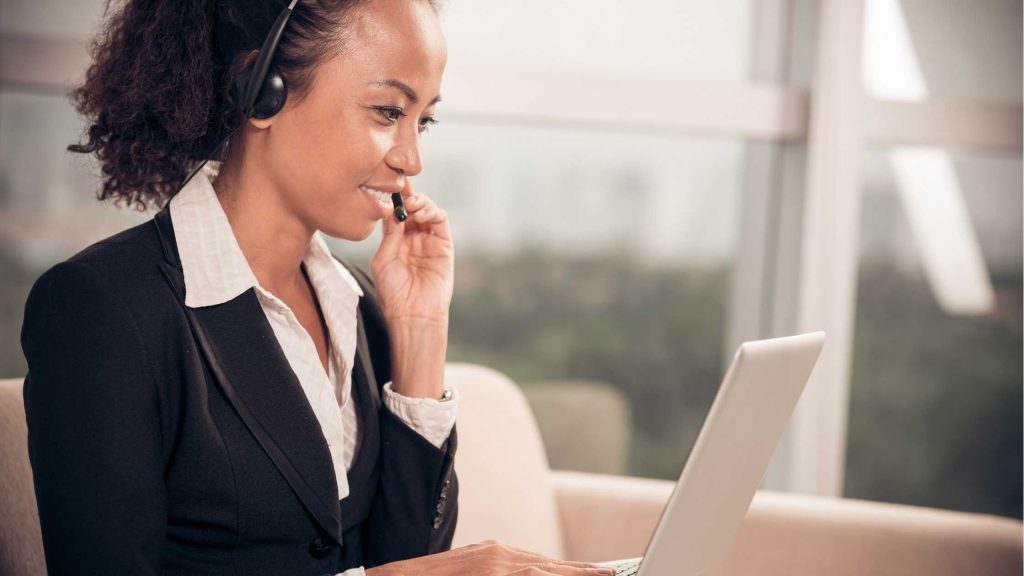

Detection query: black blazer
(20, 205), (458, 576)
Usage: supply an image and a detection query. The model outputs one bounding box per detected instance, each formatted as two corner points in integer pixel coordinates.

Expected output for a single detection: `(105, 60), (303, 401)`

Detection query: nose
(384, 129), (424, 178)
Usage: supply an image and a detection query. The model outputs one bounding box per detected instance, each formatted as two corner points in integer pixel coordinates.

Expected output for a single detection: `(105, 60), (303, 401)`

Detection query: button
(432, 515), (443, 529)
(308, 536), (332, 559)
(443, 479), (451, 487)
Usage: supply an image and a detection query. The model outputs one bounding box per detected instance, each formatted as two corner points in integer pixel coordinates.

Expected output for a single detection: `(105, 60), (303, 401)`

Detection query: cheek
(296, 109), (391, 179)
(278, 108), (393, 199)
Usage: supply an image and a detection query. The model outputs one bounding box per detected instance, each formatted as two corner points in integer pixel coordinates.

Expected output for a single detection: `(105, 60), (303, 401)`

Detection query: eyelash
(374, 106), (439, 133)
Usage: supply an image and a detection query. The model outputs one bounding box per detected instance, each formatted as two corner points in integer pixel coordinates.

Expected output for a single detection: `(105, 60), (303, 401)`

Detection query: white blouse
(168, 161), (459, 513)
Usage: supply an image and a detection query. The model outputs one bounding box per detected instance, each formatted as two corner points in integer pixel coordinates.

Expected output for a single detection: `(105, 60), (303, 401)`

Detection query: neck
(211, 153), (312, 296)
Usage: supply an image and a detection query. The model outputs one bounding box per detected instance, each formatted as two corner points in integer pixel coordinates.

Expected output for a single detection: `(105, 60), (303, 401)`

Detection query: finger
(465, 540), (606, 573)
(412, 207), (435, 222)
(498, 545), (603, 570)
(405, 195), (450, 241)
(562, 566), (616, 576)
(403, 193), (426, 211)
(507, 561), (610, 569)
(405, 193), (437, 218)
(535, 561), (615, 575)
(430, 208), (451, 241)
(410, 206), (447, 226)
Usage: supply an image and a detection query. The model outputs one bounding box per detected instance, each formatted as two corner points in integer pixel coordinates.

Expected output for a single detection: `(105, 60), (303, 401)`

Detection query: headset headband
(241, 0), (298, 118)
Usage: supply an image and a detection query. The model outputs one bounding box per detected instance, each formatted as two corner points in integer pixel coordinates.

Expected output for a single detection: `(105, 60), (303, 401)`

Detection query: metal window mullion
(784, 0), (868, 497)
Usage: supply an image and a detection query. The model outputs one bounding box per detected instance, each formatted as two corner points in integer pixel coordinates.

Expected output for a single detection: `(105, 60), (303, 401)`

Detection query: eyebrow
(367, 79), (442, 106)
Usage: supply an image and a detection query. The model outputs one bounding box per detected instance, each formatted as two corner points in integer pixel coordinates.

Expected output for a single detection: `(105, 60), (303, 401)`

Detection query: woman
(19, 0), (615, 575)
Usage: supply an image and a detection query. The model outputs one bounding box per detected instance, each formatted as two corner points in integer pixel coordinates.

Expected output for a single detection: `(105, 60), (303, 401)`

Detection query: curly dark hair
(68, 0), (437, 212)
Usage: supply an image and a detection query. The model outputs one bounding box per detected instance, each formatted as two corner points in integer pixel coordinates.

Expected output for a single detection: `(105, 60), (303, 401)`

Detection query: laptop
(597, 331), (826, 576)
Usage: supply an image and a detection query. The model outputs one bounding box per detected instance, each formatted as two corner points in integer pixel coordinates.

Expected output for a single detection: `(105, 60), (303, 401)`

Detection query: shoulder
(34, 216), (166, 290)
(24, 217), (182, 346)
(65, 217), (165, 276)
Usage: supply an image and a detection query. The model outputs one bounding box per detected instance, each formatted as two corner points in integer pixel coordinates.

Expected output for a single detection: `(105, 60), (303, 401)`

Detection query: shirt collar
(168, 160), (364, 309)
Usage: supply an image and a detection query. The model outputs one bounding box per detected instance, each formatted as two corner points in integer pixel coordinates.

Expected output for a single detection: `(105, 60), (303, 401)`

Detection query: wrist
(387, 317), (448, 399)
(383, 311), (449, 328)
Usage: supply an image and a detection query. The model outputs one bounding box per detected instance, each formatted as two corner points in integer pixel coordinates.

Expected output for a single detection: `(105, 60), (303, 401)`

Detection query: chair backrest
(0, 378), (46, 575)
(523, 380), (632, 475)
(446, 363), (566, 558)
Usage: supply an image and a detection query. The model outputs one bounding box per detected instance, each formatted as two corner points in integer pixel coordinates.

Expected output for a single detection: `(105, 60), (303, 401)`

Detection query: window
(1, 0), (1019, 519)
(847, 147), (1022, 518)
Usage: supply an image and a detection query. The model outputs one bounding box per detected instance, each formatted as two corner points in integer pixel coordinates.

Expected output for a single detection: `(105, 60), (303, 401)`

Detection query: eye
(373, 106), (438, 133)
(374, 106), (406, 122)
(419, 117), (438, 133)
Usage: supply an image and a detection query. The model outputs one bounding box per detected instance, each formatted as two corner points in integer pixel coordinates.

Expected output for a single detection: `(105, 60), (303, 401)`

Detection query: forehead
(337, 0), (447, 91)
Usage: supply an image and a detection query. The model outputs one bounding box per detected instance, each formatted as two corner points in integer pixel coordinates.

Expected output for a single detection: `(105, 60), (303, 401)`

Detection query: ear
(247, 115), (274, 130)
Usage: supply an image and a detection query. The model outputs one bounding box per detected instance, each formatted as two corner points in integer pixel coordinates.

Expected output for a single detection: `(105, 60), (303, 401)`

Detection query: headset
(173, 0), (409, 221)
(176, 0), (298, 193)
(234, 0), (297, 121)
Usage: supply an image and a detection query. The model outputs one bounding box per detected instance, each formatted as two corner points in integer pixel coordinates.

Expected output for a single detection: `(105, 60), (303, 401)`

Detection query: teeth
(360, 185), (391, 206)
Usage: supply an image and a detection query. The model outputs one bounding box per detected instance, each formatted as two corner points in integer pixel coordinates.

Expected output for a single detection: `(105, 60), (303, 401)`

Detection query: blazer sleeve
(339, 261), (459, 567)
(365, 407), (459, 566)
(20, 260), (166, 575)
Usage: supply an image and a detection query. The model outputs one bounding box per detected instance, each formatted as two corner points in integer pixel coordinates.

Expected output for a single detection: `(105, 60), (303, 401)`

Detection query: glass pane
(846, 146), (1023, 518)
(333, 121), (746, 479)
(865, 0), (1022, 103)
(441, 0), (755, 81)
(0, 89), (148, 378)
(0, 0), (108, 40)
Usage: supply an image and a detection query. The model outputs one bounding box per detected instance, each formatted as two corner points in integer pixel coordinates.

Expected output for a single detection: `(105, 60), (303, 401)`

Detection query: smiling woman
(19, 0), (616, 575)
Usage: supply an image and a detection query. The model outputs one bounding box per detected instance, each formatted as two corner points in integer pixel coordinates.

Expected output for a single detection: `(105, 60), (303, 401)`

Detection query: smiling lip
(360, 183), (403, 194)
(361, 185), (407, 222)
(359, 185), (393, 207)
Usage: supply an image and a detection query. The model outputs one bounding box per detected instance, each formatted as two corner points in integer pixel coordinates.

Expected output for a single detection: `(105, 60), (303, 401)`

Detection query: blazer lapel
(339, 309), (382, 526)
(152, 206), (344, 545)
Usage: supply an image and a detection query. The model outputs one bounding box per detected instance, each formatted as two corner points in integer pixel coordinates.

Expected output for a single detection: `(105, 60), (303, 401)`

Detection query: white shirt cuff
(382, 382), (459, 449)
(336, 567), (365, 576)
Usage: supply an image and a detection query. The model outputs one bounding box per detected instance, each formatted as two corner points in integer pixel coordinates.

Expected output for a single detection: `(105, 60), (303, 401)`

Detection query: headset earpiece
(233, 0), (298, 120)
(252, 70), (287, 119)
(234, 64), (288, 120)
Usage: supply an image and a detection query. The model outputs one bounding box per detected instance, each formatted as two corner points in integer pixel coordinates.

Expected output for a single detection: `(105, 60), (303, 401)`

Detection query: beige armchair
(445, 363), (1023, 576)
(1, 368), (1021, 575)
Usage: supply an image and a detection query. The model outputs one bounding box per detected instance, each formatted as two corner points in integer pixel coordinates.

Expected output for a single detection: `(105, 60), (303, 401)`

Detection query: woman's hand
(365, 540), (617, 576)
(370, 179), (454, 325)
(369, 179), (454, 399)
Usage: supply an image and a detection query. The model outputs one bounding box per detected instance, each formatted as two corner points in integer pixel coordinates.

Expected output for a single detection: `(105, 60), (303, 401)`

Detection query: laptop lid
(637, 331), (825, 576)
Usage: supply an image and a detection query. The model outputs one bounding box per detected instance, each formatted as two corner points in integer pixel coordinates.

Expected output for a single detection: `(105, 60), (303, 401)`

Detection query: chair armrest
(708, 491), (1023, 576)
(550, 470), (674, 562)
(551, 470), (1023, 576)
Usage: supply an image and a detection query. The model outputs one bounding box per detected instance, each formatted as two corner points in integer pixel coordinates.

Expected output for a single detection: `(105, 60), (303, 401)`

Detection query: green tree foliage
(449, 250), (728, 479)
(846, 262), (1022, 519)
(447, 253), (1022, 519)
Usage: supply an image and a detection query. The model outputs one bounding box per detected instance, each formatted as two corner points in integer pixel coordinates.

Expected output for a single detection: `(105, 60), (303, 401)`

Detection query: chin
(320, 221), (377, 243)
